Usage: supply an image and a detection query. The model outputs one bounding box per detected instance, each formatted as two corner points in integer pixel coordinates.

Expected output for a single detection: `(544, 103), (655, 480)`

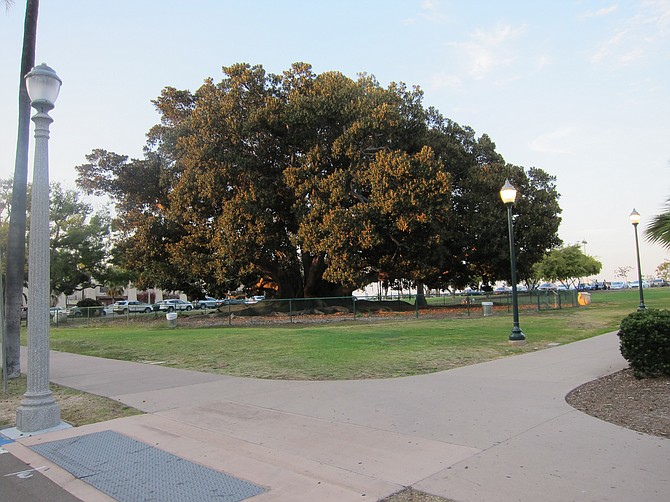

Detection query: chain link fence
(50, 289), (580, 327)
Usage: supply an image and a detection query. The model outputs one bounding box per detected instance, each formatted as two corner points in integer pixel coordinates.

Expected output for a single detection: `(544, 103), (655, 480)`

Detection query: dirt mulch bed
(380, 488), (455, 502)
(566, 368), (670, 439)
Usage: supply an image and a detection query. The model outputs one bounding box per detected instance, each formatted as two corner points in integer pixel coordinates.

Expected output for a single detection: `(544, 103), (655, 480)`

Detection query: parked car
(195, 297), (221, 309)
(245, 295), (266, 304)
(156, 299), (194, 312)
(493, 286), (511, 295)
(102, 303), (118, 316)
(537, 283), (558, 291)
(113, 300), (154, 314)
(609, 281), (629, 290)
(576, 283), (592, 291)
(67, 306), (84, 317)
(221, 298), (246, 305)
(460, 288), (484, 296)
(628, 280), (649, 289)
(650, 278), (668, 287)
(49, 306), (67, 318)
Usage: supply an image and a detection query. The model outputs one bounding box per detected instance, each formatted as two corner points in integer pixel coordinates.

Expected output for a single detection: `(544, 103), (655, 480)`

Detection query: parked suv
(156, 299), (194, 312)
(113, 300), (153, 314)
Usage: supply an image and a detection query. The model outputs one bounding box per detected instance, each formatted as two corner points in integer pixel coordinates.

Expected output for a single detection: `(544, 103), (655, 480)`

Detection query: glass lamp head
(500, 179), (518, 205)
(629, 209), (641, 226)
(25, 63), (62, 110)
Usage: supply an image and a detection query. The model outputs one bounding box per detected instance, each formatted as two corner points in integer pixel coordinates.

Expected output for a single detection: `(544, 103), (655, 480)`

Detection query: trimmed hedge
(618, 309), (670, 378)
(76, 298), (103, 308)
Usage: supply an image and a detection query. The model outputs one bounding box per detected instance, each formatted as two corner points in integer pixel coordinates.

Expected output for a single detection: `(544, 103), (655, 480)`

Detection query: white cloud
(451, 24), (527, 80)
(590, 28), (630, 64)
(619, 47), (646, 63)
(579, 4), (619, 20)
(537, 54), (551, 70)
(426, 72), (462, 90)
(530, 127), (577, 154)
(589, 0), (670, 66)
(643, 0), (670, 27)
(404, 0), (449, 25)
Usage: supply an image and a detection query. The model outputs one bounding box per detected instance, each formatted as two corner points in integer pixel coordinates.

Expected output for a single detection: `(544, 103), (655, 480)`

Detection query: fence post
(352, 296), (356, 319)
(289, 299), (293, 323)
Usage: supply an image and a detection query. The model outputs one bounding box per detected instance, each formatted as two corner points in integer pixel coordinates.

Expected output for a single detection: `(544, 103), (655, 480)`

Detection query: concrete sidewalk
(3, 332), (669, 501)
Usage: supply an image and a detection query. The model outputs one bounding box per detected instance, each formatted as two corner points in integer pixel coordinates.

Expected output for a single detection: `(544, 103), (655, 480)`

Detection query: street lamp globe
(25, 63), (62, 110)
(500, 179), (517, 205)
(629, 209), (641, 226)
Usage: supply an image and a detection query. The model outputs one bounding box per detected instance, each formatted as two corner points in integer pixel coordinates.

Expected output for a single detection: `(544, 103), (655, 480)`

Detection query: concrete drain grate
(30, 430), (266, 502)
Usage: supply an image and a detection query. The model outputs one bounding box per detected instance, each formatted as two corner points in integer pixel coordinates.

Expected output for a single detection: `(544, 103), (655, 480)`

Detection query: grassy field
(38, 288), (669, 380)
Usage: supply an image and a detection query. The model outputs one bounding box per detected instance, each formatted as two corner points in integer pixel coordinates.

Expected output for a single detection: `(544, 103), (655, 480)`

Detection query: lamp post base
(508, 327), (526, 346)
(16, 393), (61, 434)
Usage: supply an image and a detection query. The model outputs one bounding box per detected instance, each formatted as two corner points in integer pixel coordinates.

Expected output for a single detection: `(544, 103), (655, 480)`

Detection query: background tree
(3, 0), (40, 378)
(532, 244), (602, 288)
(48, 184), (112, 298)
(95, 265), (133, 303)
(655, 260), (670, 281)
(0, 178), (13, 252)
(1, 179), (112, 301)
(615, 266), (633, 281)
(76, 63), (563, 299)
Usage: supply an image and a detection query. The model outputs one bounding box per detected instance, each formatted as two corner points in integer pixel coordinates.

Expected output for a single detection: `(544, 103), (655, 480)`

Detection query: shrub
(74, 298), (103, 317)
(618, 309), (670, 378)
(76, 298), (102, 308)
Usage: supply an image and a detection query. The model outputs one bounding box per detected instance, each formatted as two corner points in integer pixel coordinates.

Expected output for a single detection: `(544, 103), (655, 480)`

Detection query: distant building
(53, 285), (186, 308)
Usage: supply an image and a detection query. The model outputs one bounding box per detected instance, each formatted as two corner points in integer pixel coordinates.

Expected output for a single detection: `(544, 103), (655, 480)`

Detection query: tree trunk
(302, 252), (326, 297)
(4, 0), (39, 378)
(415, 281), (428, 308)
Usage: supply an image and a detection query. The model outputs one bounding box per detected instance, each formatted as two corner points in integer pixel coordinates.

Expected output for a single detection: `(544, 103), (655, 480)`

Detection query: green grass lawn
(39, 288), (669, 380)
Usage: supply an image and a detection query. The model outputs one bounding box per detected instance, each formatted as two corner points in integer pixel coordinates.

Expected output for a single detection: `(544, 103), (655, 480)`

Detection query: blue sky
(1, 0), (669, 281)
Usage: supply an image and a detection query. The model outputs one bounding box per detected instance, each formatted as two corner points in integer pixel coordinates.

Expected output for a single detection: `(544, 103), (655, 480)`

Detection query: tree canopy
(76, 62), (562, 298)
(532, 244), (602, 287)
(48, 184), (112, 297)
(1, 179), (112, 299)
(656, 260), (670, 281)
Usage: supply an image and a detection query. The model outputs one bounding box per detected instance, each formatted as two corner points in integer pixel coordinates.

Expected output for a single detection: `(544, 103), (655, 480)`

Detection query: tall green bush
(618, 309), (670, 378)
(76, 298), (102, 308)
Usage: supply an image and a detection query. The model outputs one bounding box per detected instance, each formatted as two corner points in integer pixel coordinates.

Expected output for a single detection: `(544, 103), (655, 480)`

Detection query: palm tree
(645, 196), (670, 250)
(3, 0), (39, 378)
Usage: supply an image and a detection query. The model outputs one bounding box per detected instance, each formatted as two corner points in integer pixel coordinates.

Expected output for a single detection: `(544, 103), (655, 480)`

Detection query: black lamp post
(500, 179), (526, 345)
(629, 209), (646, 312)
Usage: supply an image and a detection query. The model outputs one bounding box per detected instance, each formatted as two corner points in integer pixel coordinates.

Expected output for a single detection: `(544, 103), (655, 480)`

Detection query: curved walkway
(4, 332), (670, 501)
